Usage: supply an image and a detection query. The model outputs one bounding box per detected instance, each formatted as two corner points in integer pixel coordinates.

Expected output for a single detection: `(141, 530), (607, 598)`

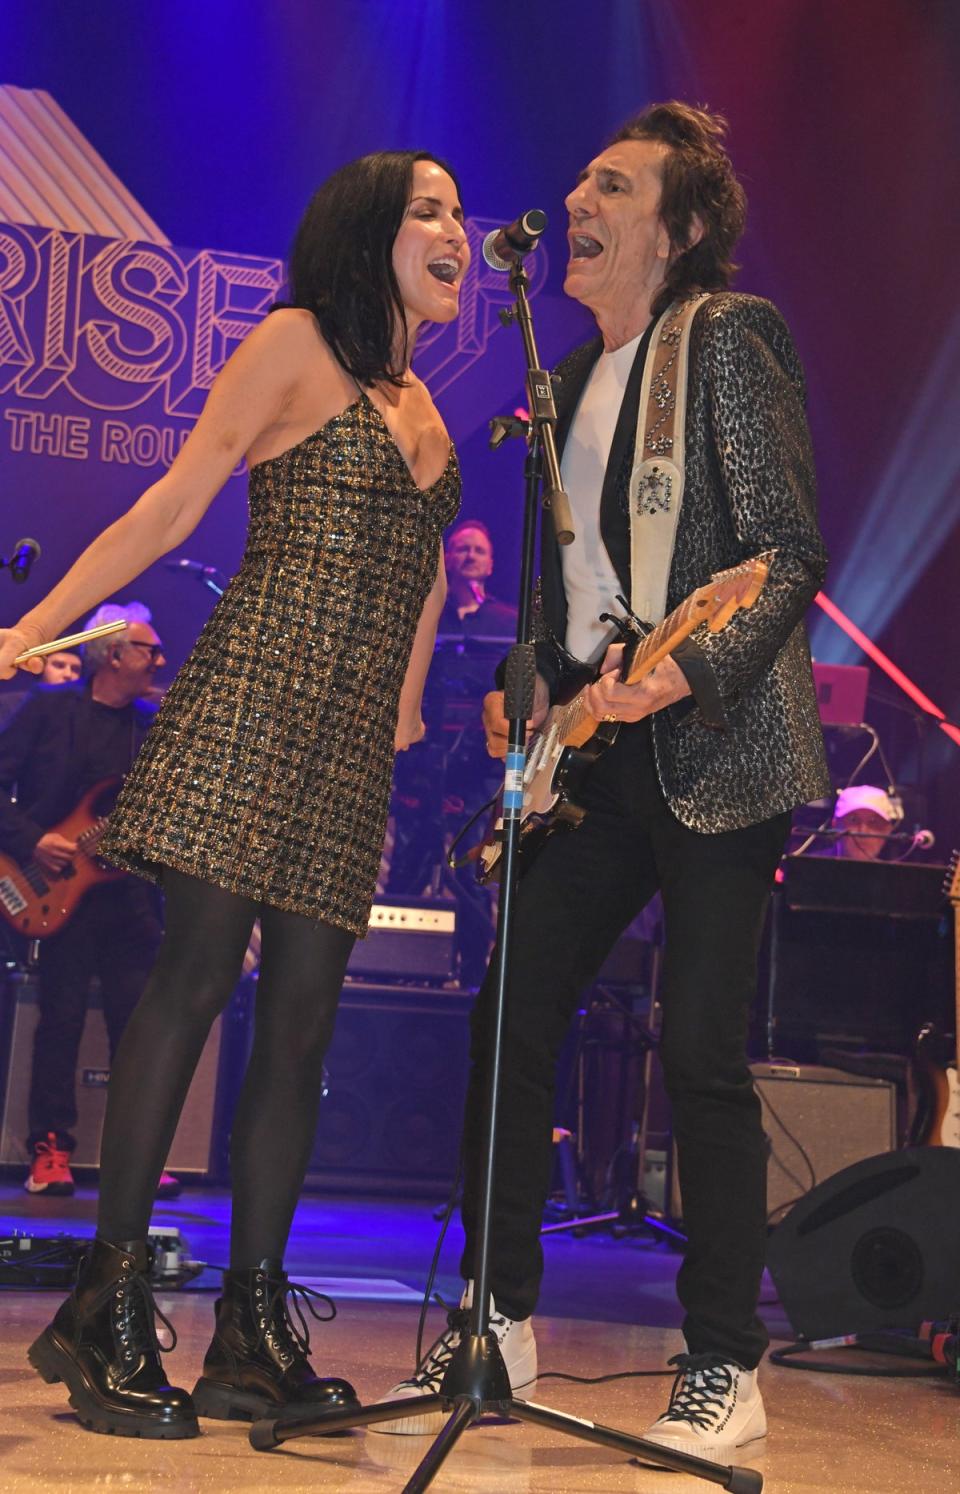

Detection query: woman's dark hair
(608, 103), (747, 318)
(282, 150), (462, 387)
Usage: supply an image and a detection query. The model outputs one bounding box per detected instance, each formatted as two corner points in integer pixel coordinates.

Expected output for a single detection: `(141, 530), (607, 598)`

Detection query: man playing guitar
(381, 103), (830, 1462)
(0, 602), (177, 1197)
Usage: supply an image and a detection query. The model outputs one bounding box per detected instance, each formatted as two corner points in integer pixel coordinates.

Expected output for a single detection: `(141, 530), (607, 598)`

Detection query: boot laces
(662, 1353), (737, 1430)
(254, 1275), (336, 1361)
(78, 1264), (178, 1358)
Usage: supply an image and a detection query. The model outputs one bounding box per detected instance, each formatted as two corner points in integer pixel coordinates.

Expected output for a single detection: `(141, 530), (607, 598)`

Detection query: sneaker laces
(661, 1353), (738, 1430)
(408, 1297), (514, 1390)
(32, 1136), (70, 1176)
(408, 1301), (469, 1388)
(254, 1275), (336, 1362)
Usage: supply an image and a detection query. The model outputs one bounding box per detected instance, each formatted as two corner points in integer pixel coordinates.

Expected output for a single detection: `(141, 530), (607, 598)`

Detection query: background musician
(0, 601), (176, 1197)
(0, 648), (82, 731)
(440, 519), (518, 639)
(830, 784), (899, 861)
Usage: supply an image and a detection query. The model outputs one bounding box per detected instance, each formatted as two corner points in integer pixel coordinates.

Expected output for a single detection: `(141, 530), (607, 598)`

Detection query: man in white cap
(832, 784), (899, 861)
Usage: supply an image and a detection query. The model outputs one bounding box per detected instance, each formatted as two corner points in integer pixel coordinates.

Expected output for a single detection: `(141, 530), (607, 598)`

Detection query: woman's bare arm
(394, 542), (447, 751)
(0, 311), (325, 678)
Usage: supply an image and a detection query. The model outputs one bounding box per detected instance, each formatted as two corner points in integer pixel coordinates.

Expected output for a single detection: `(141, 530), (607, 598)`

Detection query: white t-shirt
(559, 332), (643, 662)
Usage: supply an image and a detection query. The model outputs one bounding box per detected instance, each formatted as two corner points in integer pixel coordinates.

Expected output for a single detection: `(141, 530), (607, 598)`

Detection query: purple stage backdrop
(1, 0), (958, 847)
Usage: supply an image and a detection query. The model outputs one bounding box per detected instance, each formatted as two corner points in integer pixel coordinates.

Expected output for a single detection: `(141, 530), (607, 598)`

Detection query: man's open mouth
(569, 234), (603, 260)
(427, 258), (460, 284)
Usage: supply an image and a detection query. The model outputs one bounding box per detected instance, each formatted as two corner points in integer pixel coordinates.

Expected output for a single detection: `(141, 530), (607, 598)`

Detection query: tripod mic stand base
(250, 1389), (763, 1491)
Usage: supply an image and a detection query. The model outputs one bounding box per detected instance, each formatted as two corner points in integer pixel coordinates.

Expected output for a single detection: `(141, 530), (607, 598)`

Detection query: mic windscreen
(482, 231), (512, 272)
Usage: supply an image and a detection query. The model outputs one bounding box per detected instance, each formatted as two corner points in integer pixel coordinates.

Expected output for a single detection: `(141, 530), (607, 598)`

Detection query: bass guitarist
(381, 102), (831, 1462)
(0, 602), (175, 1198)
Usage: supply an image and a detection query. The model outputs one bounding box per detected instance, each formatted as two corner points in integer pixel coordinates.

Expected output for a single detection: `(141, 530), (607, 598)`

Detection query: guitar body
(476, 556), (771, 885)
(0, 777), (125, 938)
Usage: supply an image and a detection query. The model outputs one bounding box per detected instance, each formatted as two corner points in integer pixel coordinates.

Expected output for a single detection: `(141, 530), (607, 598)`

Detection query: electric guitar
(477, 556), (770, 883)
(913, 851), (960, 1148)
(0, 777), (125, 938)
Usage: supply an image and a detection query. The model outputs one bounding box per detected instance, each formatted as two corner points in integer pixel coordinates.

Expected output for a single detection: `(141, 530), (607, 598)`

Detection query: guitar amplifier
(752, 1062), (897, 1219)
(345, 899), (457, 983)
(669, 1062), (897, 1222)
(0, 969), (230, 1175)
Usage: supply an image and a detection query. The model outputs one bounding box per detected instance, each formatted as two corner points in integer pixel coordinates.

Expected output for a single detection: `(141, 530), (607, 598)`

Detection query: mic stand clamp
(500, 258), (575, 547)
(246, 246), (763, 1494)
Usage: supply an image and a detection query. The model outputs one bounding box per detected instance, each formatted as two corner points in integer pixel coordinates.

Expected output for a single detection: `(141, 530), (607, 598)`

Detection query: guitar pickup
(0, 877), (27, 916)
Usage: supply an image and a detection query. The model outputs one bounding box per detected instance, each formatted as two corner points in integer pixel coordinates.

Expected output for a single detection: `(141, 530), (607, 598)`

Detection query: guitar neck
(555, 595), (706, 751)
(954, 907), (960, 1072)
(623, 593), (705, 686)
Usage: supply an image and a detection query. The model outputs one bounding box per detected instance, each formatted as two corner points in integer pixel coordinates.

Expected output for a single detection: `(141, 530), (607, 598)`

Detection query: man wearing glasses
(0, 601), (178, 1198)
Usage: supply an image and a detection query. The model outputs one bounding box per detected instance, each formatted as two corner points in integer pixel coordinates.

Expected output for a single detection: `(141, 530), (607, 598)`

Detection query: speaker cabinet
(0, 970), (224, 1174)
(752, 1062), (897, 1219)
(759, 859), (953, 1058)
(767, 1147), (960, 1339)
(304, 980), (472, 1196)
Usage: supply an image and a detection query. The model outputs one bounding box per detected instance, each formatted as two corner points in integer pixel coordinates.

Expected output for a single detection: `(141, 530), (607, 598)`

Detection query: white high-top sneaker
(641, 1353), (767, 1464)
(371, 1281), (537, 1436)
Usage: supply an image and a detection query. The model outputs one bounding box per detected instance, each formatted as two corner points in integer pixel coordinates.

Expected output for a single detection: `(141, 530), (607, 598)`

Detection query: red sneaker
(24, 1133), (75, 1196)
(156, 1171), (182, 1199)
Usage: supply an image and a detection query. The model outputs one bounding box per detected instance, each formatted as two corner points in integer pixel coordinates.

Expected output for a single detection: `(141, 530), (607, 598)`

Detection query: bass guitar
(0, 777), (125, 938)
(478, 555), (770, 883)
(913, 850), (960, 1148)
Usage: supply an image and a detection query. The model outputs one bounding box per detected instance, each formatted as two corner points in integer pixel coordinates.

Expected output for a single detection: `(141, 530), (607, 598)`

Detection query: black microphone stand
(246, 251), (762, 1494)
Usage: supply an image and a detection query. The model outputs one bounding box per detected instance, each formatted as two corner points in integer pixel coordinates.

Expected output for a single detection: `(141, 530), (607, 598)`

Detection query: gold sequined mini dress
(100, 392), (461, 936)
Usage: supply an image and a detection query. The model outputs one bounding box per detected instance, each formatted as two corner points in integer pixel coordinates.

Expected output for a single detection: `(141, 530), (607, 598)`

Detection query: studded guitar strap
(627, 292), (712, 625)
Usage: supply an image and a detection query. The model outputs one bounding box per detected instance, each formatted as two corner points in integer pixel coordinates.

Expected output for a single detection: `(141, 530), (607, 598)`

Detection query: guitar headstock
(694, 553), (772, 633)
(944, 849), (960, 906)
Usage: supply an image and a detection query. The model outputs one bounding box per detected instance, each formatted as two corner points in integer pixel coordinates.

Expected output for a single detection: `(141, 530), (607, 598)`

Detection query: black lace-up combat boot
(191, 1259), (360, 1422)
(28, 1237), (198, 1438)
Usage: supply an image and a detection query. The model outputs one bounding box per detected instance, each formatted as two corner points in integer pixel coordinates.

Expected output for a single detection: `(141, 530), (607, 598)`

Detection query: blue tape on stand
(502, 750), (525, 816)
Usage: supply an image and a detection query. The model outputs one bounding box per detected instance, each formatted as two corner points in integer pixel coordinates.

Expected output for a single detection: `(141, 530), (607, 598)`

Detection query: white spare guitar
(477, 554), (771, 883)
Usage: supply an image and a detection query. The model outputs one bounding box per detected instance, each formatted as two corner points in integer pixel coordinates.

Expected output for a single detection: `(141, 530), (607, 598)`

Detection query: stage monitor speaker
(752, 1062), (897, 1218)
(766, 1147), (960, 1340)
(303, 980), (472, 1196)
(0, 970), (225, 1175)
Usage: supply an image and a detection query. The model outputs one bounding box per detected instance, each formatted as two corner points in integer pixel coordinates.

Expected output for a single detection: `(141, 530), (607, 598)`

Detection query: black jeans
(460, 721), (790, 1369)
(28, 880), (162, 1151)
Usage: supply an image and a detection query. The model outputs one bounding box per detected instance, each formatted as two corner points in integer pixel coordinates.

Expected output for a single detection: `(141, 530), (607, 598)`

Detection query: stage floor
(0, 1184), (954, 1491)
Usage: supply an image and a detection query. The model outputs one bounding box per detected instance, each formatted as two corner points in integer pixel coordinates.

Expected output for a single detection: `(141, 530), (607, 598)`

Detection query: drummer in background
(440, 519), (517, 639)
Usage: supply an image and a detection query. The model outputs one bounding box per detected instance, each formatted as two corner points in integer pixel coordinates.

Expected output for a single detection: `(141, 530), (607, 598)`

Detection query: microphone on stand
(482, 210), (548, 271)
(8, 537), (41, 583)
(912, 828), (936, 850)
(165, 557), (220, 579)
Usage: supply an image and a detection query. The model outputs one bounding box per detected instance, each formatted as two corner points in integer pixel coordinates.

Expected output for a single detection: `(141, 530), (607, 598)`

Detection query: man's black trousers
(28, 880), (162, 1152)
(460, 720), (790, 1370)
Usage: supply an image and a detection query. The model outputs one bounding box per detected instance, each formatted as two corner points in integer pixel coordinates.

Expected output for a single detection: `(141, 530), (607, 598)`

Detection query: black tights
(97, 869), (355, 1265)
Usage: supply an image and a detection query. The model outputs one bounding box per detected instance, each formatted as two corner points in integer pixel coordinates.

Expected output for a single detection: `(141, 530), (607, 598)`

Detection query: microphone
(482, 210), (548, 271)
(165, 558), (218, 578)
(9, 537), (40, 583)
(912, 828), (936, 850)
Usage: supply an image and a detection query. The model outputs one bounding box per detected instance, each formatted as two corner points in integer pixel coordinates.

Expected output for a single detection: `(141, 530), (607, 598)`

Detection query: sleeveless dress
(100, 392), (461, 936)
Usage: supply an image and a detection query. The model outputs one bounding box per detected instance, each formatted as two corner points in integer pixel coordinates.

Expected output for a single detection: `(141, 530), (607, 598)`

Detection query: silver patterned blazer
(536, 291), (832, 834)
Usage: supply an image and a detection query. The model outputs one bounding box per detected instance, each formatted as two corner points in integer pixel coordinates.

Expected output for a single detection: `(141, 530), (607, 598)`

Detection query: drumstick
(13, 620), (128, 665)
